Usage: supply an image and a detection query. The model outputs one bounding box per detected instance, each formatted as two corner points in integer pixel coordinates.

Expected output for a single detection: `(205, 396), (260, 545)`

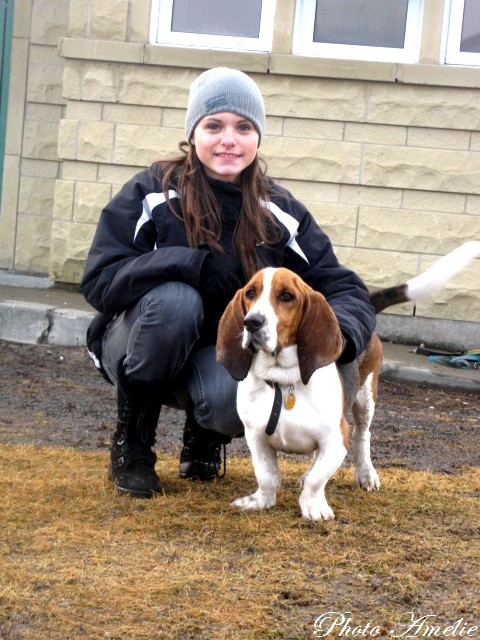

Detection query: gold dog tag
(285, 385), (296, 410)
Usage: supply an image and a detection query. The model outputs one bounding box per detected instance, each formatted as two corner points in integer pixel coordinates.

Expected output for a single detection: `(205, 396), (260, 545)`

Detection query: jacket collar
(207, 176), (242, 196)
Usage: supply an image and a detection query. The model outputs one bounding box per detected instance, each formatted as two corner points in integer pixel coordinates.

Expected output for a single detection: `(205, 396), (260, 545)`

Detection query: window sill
(58, 38), (480, 89)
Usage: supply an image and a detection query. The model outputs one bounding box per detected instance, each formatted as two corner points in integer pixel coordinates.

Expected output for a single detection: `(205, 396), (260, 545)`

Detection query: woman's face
(191, 112), (260, 182)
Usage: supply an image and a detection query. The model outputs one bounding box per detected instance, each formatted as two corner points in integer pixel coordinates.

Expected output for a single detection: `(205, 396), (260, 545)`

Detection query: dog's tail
(370, 240), (480, 314)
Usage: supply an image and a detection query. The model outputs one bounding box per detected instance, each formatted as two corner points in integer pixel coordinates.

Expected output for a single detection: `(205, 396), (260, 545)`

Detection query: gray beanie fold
(185, 67), (265, 143)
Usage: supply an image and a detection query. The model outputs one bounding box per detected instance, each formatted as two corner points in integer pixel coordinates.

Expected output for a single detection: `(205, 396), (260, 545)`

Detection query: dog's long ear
(216, 289), (253, 381)
(297, 290), (343, 384)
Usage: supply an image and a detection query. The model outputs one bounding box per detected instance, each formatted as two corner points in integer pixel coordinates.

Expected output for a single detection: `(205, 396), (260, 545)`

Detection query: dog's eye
(279, 290), (295, 302)
(245, 288), (256, 300)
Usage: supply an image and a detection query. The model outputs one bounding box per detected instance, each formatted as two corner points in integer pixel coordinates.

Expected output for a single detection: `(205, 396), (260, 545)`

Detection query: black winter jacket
(81, 168), (376, 363)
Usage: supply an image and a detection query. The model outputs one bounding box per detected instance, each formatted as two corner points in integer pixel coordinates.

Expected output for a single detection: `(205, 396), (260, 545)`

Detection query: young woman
(81, 67), (376, 498)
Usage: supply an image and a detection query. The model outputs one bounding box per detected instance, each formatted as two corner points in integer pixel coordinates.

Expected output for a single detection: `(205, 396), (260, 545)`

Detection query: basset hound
(216, 241), (480, 521)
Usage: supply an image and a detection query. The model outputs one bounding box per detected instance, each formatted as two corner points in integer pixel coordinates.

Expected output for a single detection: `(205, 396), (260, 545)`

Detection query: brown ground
(1, 341), (480, 640)
(1, 340), (478, 472)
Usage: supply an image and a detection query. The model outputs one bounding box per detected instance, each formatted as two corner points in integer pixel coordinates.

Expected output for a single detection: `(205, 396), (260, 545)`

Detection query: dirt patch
(1, 340), (478, 472)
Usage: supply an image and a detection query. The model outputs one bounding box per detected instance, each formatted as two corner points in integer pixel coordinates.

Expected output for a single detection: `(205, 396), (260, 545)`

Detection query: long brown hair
(151, 142), (281, 280)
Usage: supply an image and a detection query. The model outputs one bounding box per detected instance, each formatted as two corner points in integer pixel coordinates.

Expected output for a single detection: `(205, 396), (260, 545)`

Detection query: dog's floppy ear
(297, 290), (343, 384)
(216, 289), (253, 381)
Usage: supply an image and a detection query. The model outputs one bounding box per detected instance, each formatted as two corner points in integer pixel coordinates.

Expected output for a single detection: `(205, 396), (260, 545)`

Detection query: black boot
(179, 411), (230, 481)
(109, 366), (164, 498)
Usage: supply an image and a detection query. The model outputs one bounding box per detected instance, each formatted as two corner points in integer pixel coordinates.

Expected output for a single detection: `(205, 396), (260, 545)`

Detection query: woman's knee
(119, 282), (204, 382)
(139, 282), (203, 327)
(131, 282), (204, 358)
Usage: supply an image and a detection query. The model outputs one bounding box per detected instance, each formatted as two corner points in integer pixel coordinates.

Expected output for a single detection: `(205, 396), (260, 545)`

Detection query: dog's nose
(244, 313), (266, 333)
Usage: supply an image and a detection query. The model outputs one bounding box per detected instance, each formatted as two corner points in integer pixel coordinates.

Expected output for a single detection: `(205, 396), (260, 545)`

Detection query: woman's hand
(198, 250), (242, 339)
(199, 251), (242, 306)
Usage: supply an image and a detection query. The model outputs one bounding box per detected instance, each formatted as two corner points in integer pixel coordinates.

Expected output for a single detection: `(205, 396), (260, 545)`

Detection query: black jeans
(101, 282), (244, 438)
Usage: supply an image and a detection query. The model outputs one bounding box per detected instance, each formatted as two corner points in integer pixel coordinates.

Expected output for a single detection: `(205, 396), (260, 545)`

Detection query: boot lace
(216, 443), (227, 478)
(115, 440), (156, 471)
(182, 432), (227, 478)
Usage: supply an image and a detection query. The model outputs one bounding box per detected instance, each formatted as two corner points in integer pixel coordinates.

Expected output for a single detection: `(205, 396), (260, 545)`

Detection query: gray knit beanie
(185, 67), (265, 144)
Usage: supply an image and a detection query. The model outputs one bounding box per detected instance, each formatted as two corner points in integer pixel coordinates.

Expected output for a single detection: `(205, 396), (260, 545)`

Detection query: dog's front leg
(231, 435), (281, 512)
(298, 440), (347, 521)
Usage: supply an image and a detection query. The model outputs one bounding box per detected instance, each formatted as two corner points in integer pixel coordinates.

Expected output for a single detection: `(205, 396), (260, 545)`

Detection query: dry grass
(1, 444), (479, 640)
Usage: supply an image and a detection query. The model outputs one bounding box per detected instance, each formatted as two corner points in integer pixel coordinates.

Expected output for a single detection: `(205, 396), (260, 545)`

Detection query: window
(151, 0), (276, 52)
(293, 0), (424, 63)
(444, 0), (480, 65)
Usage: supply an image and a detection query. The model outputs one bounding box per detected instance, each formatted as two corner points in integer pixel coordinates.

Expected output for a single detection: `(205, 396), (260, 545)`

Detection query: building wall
(2, 0), (480, 330)
(0, 0), (68, 274)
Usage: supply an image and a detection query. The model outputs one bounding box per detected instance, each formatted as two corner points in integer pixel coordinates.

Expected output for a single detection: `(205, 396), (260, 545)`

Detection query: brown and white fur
(216, 241), (480, 521)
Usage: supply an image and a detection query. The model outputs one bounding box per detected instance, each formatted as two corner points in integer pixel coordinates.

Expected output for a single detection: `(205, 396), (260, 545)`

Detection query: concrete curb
(380, 361), (479, 392)
(0, 300), (94, 347)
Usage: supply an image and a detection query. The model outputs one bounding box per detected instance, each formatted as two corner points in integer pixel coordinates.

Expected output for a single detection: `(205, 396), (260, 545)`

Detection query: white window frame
(443, 0), (480, 66)
(150, 0), (276, 52)
(292, 0), (424, 63)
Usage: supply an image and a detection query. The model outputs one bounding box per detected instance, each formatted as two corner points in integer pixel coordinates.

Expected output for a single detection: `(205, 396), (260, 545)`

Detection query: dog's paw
(355, 464), (381, 492)
(231, 491), (275, 511)
(299, 498), (335, 521)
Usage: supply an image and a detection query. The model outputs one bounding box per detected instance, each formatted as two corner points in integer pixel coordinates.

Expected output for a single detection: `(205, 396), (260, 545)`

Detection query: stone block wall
(0, 0), (68, 274)
(53, 68), (480, 322)
(2, 0), (479, 329)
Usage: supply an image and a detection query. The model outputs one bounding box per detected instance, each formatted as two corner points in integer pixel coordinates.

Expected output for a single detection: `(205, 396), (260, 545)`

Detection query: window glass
(313, 0), (409, 49)
(171, 0), (262, 38)
(460, 0), (480, 53)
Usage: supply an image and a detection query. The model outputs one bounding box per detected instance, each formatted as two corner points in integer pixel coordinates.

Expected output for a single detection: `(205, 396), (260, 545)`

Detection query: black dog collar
(265, 382), (282, 436)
